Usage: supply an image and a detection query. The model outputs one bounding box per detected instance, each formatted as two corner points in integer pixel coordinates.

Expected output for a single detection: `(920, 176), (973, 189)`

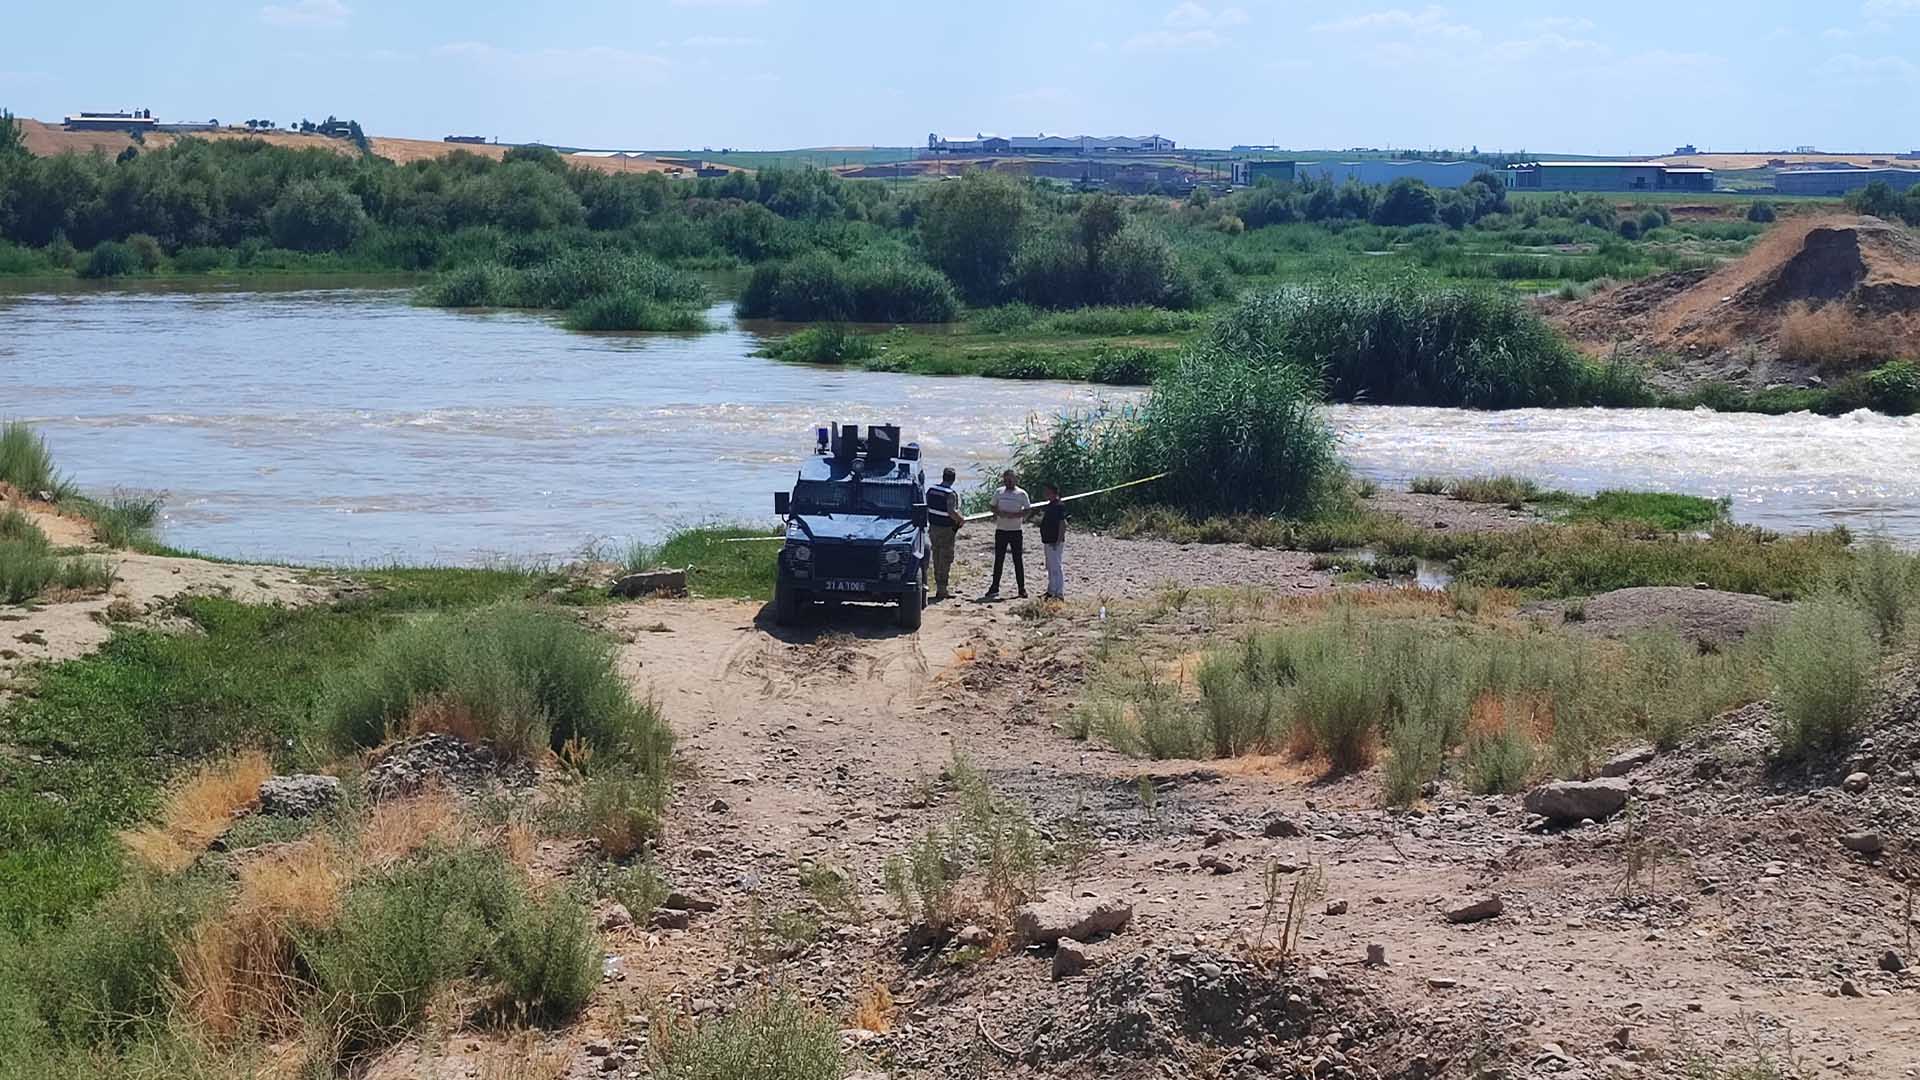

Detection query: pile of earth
(1520, 586), (1788, 650)
(1549, 215), (1920, 387)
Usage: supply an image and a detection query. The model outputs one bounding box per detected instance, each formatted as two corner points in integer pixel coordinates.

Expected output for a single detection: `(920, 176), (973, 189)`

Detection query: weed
(0, 421), (68, 497)
(1251, 857), (1324, 972)
(1847, 534), (1920, 644)
(883, 831), (957, 932)
(73, 492), (164, 550)
(575, 771), (667, 860)
(797, 861), (863, 923)
(604, 859), (669, 924)
(848, 978), (894, 1034)
(1409, 475), (1448, 495)
(1770, 592), (1879, 759)
(1448, 475), (1540, 505)
(119, 751), (275, 875)
(486, 885), (601, 1023)
(651, 989), (843, 1080)
(1462, 707), (1537, 795)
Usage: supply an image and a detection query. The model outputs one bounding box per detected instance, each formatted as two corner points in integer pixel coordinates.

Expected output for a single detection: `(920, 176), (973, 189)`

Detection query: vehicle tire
(774, 579), (802, 626)
(896, 578), (923, 630)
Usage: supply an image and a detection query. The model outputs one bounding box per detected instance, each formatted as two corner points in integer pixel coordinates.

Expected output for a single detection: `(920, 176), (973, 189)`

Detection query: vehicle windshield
(792, 479), (916, 515)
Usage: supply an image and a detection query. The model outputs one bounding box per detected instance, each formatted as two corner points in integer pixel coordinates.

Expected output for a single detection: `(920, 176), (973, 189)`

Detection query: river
(5, 285), (1919, 564)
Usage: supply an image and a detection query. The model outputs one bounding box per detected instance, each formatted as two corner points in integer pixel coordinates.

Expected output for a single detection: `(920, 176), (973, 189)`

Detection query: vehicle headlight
(883, 549), (902, 565)
(792, 545), (811, 562)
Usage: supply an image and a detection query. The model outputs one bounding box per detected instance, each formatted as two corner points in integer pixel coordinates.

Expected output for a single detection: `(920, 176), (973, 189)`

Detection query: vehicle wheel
(896, 578), (923, 630)
(774, 579), (802, 625)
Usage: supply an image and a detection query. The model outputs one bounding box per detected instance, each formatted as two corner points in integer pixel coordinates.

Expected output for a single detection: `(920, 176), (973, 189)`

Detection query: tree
(917, 172), (1027, 304)
(1075, 193), (1126, 289)
(1849, 181), (1902, 220)
(267, 178), (370, 251)
(1371, 178), (1438, 226)
(1747, 201), (1777, 223)
(0, 110), (24, 159)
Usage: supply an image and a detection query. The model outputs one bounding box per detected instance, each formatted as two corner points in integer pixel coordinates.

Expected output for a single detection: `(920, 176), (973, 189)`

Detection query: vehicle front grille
(813, 546), (879, 580)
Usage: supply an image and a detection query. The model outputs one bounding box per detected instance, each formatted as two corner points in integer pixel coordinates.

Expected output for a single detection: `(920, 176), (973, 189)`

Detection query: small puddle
(1325, 548), (1455, 592)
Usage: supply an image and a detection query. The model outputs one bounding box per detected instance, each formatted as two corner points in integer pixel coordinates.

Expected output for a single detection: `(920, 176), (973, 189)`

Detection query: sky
(2, 1), (1918, 154)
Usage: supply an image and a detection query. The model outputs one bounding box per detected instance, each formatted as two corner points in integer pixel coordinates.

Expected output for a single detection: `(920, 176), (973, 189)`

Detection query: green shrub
(1448, 474), (1540, 505)
(576, 771), (666, 859)
(1088, 347), (1167, 386)
(1209, 279), (1597, 408)
(321, 604), (672, 769)
(605, 860), (669, 924)
(761, 325), (880, 365)
(0, 535), (58, 603)
(169, 246), (229, 273)
(78, 242), (142, 279)
(1747, 201), (1777, 223)
(267, 178), (370, 252)
(486, 886), (600, 1022)
(73, 492), (163, 549)
(1, 422), (68, 497)
(1409, 475), (1448, 495)
(417, 261), (517, 307)
(19, 875), (213, 1046)
(300, 847), (521, 1054)
(737, 251), (958, 323)
(1847, 535), (1920, 644)
(1769, 592), (1879, 758)
(653, 990), (843, 1080)
(563, 292), (708, 332)
(124, 234), (164, 272)
(1860, 360), (1920, 416)
(1463, 717), (1536, 794)
(515, 251), (703, 310)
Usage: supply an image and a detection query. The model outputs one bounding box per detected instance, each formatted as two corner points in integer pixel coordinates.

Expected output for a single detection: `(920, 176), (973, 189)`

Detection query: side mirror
(912, 504), (929, 529)
(774, 491), (791, 516)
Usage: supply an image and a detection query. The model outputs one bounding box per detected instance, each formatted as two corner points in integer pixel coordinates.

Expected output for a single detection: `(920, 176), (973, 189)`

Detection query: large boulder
(1014, 894), (1133, 946)
(257, 774), (341, 817)
(1523, 778), (1631, 823)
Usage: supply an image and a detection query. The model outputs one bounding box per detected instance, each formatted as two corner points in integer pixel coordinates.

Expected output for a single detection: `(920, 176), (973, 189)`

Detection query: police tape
(719, 471), (1171, 542)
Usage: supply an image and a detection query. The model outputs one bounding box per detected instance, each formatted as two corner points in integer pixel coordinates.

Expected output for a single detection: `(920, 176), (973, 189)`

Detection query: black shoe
(1017, 590), (1028, 599)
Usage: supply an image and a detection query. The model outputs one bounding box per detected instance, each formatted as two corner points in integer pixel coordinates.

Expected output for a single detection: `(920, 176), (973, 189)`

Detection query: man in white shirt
(984, 470), (1030, 600)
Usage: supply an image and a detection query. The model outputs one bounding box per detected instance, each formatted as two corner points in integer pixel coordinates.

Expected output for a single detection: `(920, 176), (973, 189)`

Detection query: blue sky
(3, 1), (1918, 153)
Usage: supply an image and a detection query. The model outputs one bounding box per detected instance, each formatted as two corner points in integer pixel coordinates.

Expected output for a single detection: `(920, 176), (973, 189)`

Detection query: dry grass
(356, 789), (465, 869)
(477, 1031), (574, 1080)
(1779, 302), (1902, 369)
(175, 837), (349, 1038)
(120, 751), (274, 874)
(848, 978), (895, 1034)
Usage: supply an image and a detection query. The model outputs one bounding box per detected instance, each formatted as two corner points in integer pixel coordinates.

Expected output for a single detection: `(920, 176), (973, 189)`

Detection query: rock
(599, 1052), (626, 1072)
(846, 1072), (890, 1080)
(955, 924), (992, 947)
(1427, 976), (1459, 990)
(1443, 895), (1504, 924)
(1523, 778), (1630, 823)
(1881, 950), (1906, 973)
(1842, 771), (1871, 794)
(687, 845), (720, 861)
(1600, 746), (1656, 778)
(364, 733), (534, 800)
(663, 890), (720, 913)
(650, 908), (691, 931)
(599, 904), (634, 932)
(257, 774), (340, 817)
(706, 798), (731, 813)
(1263, 815), (1304, 838)
(1840, 978), (1864, 998)
(1611, 1027), (1633, 1050)
(1839, 831), (1885, 856)
(1198, 853), (1241, 875)
(1202, 829), (1228, 848)
(1325, 899), (1349, 916)
(1014, 894), (1133, 945)
(1365, 943), (1387, 966)
(609, 567), (687, 598)
(585, 1040), (612, 1056)
(1052, 940), (1092, 980)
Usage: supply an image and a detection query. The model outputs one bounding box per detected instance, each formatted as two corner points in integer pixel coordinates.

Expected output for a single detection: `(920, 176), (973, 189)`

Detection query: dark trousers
(989, 529), (1025, 595)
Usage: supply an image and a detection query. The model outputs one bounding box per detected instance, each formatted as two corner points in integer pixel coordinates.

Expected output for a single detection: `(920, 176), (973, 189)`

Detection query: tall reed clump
(321, 603), (671, 793)
(737, 251), (959, 323)
(0, 510), (59, 603)
(1769, 591), (1880, 759)
(417, 251), (708, 332)
(0, 420), (68, 497)
(1008, 348), (1344, 526)
(1206, 278), (1636, 408)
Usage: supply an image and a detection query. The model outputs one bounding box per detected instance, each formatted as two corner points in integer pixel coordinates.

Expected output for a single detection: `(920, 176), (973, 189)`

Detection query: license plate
(821, 580), (868, 593)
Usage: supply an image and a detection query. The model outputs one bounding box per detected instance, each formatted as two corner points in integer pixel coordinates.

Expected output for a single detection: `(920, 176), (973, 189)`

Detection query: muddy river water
(6, 285), (1919, 564)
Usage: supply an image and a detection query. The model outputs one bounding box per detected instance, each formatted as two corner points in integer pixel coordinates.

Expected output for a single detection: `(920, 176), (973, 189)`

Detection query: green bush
(653, 990), (844, 1080)
(762, 325), (880, 365)
(1846, 535), (1920, 644)
(73, 492), (163, 549)
(299, 847), (521, 1053)
(0, 533), (57, 603)
(737, 251), (958, 323)
(16, 876), (213, 1047)
(1447, 474), (1540, 505)
(486, 886), (601, 1022)
(1769, 592), (1879, 758)
(169, 246), (228, 273)
(563, 292), (708, 332)
(1463, 716), (1537, 794)
(1747, 201), (1777, 223)
(78, 242), (142, 279)
(918, 171), (1027, 304)
(321, 604), (672, 768)
(1209, 280), (1599, 408)
(417, 261), (517, 308)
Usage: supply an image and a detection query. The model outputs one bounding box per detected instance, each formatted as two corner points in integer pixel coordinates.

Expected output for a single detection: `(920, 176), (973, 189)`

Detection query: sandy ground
(14, 118), (724, 176)
(0, 492), (331, 686)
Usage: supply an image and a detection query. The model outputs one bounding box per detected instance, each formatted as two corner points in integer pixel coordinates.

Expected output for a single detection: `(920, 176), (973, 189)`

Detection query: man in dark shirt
(1039, 483), (1067, 600)
(926, 467), (963, 601)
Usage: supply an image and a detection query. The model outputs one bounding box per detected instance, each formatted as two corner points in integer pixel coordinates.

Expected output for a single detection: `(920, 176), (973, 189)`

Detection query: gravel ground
(1521, 586), (1790, 648)
(945, 527), (1329, 602)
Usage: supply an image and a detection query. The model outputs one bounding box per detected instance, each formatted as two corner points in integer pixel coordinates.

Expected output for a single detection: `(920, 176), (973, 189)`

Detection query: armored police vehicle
(771, 423), (929, 629)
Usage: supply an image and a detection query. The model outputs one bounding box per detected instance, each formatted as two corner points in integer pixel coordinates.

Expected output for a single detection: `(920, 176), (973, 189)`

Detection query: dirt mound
(1551, 216), (1920, 384)
(364, 734), (536, 800)
(1523, 586), (1788, 649)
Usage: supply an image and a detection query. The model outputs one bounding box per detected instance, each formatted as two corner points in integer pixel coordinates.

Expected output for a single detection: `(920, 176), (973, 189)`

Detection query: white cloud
(1537, 15), (1595, 32)
(1487, 31), (1607, 60)
(1165, 2), (1249, 28)
(1314, 6), (1482, 41)
(1863, 0), (1920, 14)
(1820, 52), (1920, 79)
(433, 41), (673, 81)
(259, 0), (350, 27)
(681, 35), (764, 48)
(1121, 28), (1224, 51)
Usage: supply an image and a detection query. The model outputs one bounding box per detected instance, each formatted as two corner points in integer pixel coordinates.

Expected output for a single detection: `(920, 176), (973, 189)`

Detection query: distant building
(1504, 161), (1714, 193)
(1774, 167), (1920, 196)
(1298, 160), (1489, 189)
(444, 135), (488, 144)
(927, 132), (1174, 155)
(1899, 150), (1920, 160)
(1232, 159), (1296, 186)
(1673, 144), (1698, 155)
(155, 120), (219, 133)
(64, 109), (157, 132)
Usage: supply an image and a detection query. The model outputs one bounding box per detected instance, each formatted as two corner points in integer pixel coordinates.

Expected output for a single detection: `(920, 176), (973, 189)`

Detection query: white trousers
(1043, 541), (1065, 598)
